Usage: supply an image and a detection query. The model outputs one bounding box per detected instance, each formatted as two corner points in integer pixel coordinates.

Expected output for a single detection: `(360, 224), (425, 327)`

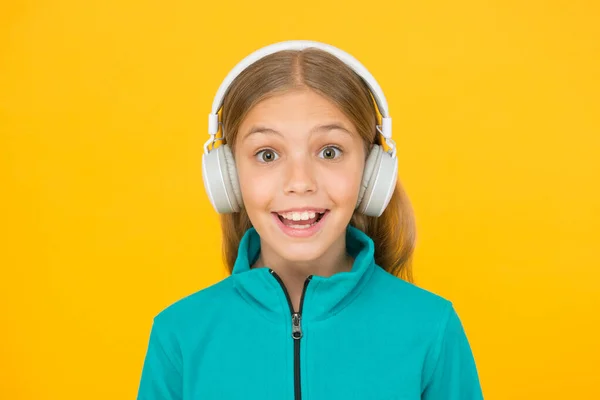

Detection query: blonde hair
(217, 48), (416, 281)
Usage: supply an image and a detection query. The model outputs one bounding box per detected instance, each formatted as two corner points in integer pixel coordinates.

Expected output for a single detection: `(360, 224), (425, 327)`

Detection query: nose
(283, 154), (317, 195)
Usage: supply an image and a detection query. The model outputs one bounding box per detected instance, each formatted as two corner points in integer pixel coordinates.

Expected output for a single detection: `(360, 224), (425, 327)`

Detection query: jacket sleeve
(137, 316), (183, 400)
(421, 304), (483, 400)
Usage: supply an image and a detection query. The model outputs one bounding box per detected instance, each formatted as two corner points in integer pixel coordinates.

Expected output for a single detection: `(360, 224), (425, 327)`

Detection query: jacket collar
(230, 225), (376, 322)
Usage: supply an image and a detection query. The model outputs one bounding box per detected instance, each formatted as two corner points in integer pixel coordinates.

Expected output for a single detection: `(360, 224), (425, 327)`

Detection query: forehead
(239, 89), (356, 134)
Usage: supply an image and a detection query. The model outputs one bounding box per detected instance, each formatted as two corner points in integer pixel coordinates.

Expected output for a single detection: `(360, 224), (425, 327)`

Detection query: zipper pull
(292, 312), (302, 339)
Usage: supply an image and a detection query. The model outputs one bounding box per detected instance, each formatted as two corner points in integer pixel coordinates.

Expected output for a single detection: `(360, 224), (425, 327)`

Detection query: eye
(255, 149), (279, 163)
(319, 146), (342, 160)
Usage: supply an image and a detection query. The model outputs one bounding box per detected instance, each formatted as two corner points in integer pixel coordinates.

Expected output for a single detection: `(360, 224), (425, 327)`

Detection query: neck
(250, 236), (353, 312)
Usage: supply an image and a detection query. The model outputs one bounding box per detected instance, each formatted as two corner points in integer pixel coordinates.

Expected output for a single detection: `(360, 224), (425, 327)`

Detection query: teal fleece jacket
(137, 225), (483, 399)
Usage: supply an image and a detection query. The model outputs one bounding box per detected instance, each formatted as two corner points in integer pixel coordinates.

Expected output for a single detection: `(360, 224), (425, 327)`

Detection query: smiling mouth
(275, 211), (326, 227)
(271, 209), (330, 237)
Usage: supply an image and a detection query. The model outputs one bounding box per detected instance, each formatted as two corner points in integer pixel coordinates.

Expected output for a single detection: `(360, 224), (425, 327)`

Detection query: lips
(274, 207), (328, 214)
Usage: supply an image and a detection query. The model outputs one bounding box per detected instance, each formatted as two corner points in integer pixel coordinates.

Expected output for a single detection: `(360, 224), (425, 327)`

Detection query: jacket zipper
(270, 269), (312, 400)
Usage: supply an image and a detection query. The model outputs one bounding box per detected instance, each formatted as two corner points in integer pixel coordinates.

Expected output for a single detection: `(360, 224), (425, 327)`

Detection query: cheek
(237, 163), (275, 208)
(320, 163), (363, 203)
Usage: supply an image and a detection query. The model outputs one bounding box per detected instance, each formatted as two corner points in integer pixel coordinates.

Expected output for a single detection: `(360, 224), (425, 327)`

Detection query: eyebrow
(241, 123), (353, 142)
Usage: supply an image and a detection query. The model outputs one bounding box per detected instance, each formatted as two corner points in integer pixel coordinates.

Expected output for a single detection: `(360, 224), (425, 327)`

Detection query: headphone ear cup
(221, 145), (243, 208)
(356, 144), (398, 217)
(201, 144), (243, 213)
(356, 144), (381, 207)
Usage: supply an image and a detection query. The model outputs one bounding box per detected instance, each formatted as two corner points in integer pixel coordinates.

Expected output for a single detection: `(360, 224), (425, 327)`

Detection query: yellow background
(1, 0), (599, 398)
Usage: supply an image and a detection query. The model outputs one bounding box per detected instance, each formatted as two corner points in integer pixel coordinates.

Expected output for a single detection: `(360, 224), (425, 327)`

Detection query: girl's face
(234, 88), (367, 264)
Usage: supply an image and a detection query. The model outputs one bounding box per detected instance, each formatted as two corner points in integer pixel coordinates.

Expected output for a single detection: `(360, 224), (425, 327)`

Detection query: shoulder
(371, 266), (452, 310)
(367, 267), (455, 334)
(151, 276), (236, 333)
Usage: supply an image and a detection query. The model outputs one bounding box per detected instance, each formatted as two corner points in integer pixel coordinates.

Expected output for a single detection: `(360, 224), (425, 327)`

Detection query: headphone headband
(206, 40), (394, 155)
(202, 41), (399, 216)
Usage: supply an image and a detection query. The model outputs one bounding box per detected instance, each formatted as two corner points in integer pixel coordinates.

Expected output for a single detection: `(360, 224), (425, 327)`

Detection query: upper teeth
(278, 211), (321, 221)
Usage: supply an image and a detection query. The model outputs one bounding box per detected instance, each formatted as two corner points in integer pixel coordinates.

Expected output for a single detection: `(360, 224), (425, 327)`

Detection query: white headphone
(202, 40), (398, 217)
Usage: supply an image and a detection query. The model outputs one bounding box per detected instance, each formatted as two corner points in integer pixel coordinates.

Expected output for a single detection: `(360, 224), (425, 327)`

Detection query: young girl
(137, 41), (483, 400)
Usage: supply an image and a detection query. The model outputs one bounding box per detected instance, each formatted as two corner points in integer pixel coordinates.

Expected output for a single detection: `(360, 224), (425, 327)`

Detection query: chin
(272, 242), (327, 263)
(273, 218), (345, 260)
